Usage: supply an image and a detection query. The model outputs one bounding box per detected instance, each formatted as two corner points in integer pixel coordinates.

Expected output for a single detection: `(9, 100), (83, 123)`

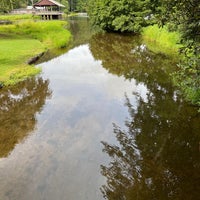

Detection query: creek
(0, 17), (199, 200)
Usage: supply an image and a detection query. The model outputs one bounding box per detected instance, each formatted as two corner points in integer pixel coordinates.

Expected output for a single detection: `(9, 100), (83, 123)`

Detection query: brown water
(0, 17), (200, 200)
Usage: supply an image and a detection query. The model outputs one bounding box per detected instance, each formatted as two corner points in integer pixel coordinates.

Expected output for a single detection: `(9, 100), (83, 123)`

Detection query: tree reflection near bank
(91, 32), (200, 200)
(89, 32), (180, 103)
(68, 16), (92, 47)
(101, 92), (200, 200)
(89, 32), (177, 82)
(0, 77), (51, 158)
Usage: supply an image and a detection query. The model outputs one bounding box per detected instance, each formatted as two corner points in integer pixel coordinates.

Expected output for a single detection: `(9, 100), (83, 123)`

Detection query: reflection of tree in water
(0, 77), (51, 158)
(92, 32), (200, 200)
(37, 17), (92, 64)
(101, 92), (200, 200)
(68, 16), (92, 47)
(89, 33), (177, 89)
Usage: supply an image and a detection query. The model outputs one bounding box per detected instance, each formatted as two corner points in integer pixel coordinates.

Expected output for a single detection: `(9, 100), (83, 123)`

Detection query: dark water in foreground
(0, 18), (200, 200)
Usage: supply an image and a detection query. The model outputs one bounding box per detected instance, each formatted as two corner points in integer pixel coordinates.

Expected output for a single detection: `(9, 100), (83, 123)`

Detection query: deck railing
(11, 9), (63, 15)
(33, 10), (63, 15)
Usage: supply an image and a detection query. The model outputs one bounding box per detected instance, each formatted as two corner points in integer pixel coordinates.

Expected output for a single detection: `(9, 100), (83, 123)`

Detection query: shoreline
(27, 51), (46, 65)
(0, 19), (71, 87)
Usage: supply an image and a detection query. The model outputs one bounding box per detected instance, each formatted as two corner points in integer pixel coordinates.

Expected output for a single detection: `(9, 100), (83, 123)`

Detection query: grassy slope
(0, 38), (44, 85)
(0, 14), (39, 21)
(0, 19), (71, 86)
(142, 25), (181, 57)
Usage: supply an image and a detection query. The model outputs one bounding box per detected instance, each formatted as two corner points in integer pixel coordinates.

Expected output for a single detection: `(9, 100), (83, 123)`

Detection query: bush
(173, 50), (200, 108)
(88, 0), (150, 33)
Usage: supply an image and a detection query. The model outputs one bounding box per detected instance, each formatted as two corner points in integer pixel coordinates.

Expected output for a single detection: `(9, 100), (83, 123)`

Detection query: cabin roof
(34, 0), (65, 7)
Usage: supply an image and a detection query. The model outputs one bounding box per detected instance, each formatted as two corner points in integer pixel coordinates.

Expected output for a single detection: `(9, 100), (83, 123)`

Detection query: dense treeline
(88, 0), (162, 32)
(68, 0), (88, 12)
(88, 0), (200, 108)
(164, 0), (200, 107)
(0, 0), (88, 13)
(0, 0), (37, 12)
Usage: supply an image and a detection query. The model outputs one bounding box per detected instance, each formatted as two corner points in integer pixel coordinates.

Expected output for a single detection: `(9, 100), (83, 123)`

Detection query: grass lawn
(0, 14), (39, 21)
(0, 19), (71, 86)
(0, 38), (45, 85)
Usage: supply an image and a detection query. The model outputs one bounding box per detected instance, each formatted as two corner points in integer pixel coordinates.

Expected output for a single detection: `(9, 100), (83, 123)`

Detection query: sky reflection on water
(0, 18), (199, 199)
(0, 44), (147, 200)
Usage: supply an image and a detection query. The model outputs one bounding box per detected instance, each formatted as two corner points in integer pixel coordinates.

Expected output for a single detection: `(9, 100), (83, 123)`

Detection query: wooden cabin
(33, 0), (65, 20)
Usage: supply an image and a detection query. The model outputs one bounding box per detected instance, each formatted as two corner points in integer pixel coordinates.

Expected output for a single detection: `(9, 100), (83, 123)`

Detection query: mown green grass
(142, 24), (182, 57)
(0, 39), (44, 85)
(0, 20), (71, 48)
(0, 14), (38, 21)
(0, 19), (71, 86)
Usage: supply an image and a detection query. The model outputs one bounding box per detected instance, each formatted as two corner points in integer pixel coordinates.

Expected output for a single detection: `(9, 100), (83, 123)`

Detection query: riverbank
(142, 24), (181, 57)
(141, 24), (200, 109)
(0, 18), (71, 86)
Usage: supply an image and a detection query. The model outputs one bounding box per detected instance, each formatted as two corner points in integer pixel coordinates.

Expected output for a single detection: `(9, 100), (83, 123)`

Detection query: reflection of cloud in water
(0, 44), (150, 200)
(39, 45), (148, 102)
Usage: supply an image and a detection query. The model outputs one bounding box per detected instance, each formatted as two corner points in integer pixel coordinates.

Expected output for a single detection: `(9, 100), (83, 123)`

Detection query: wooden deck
(11, 9), (64, 20)
(33, 10), (64, 20)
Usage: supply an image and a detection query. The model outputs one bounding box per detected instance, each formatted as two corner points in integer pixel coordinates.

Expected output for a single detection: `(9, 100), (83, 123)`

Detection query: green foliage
(67, 0), (88, 12)
(162, 0), (200, 43)
(159, 0), (200, 108)
(0, 0), (68, 13)
(142, 24), (181, 56)
(0, 0), (71, 13)
(76, 0), (88, 12)
(60, 0), (70, 13)
(88, 0), (200, 107)
(5, 66), (41, 86)
(0, 0), (37, 13)
(173, 49), (200, 107)
(88, 0), (151, 33)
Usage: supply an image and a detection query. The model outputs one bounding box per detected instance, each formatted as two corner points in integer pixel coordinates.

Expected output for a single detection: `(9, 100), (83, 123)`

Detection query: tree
(59, 0), (69, 13)
(101, 90), (200, 200)
(161, 0), (200, 107)
(88, 0), (151, 33)
(0, 0), (29, 12)
(0, 0), (11, 13)
(76, 0), (88, 12)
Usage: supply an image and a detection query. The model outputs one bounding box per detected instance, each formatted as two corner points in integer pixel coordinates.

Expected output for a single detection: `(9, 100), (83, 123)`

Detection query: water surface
(0, 18), (199, 200)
